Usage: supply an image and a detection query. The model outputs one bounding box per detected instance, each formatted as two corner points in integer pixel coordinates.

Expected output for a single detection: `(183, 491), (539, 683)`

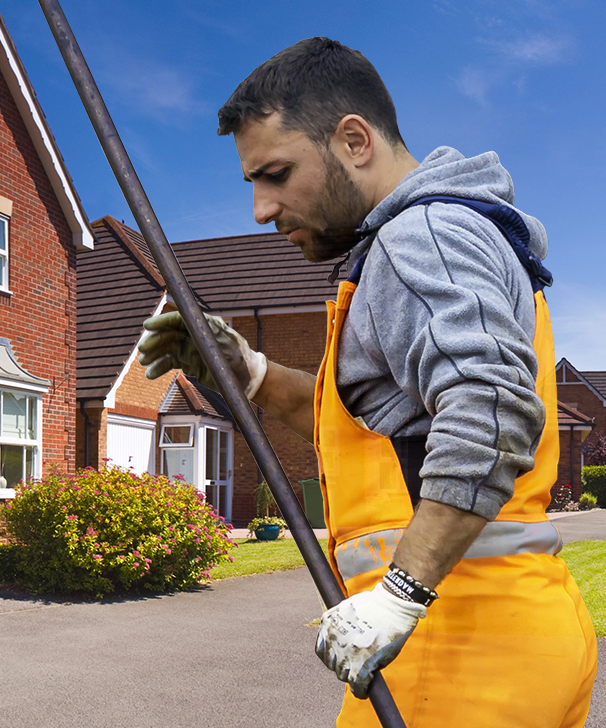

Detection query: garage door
(106, 414), (155, 475)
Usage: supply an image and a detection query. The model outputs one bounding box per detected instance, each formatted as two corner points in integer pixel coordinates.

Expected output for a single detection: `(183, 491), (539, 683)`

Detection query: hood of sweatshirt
(354, 146), (548, 265)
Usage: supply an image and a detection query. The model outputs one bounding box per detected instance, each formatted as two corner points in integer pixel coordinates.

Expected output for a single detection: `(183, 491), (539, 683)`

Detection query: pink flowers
(66, 515), (77, 521)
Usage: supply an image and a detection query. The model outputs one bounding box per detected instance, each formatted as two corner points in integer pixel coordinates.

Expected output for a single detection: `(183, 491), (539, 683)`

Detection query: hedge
(581, 466), (606, 507)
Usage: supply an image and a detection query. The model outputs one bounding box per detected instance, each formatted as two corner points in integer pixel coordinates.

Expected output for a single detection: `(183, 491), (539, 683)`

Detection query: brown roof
(77, 221), (349, 400)
(557, 401), (595, 427)
(172, 232), (347, 311)
(579, 372), (606, 400)
(77, 217), (165, 399)
(159, 374), (234, 423)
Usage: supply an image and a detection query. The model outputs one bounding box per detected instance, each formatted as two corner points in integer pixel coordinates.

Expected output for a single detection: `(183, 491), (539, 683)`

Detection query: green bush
(0, 466), (236, 597)
(579, 492), (598, 511)
(581, 466), (606, 507)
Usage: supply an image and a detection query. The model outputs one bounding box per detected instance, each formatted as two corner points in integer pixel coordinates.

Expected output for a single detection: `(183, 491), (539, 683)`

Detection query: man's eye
(268, 169), (289, 182)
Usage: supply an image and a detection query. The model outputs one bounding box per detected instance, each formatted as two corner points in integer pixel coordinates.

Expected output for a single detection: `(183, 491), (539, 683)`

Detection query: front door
(204, 427), (232, 521)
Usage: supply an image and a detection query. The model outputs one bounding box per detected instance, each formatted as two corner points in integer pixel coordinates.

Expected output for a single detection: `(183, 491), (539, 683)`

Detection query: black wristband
(382, 563), (439, 607)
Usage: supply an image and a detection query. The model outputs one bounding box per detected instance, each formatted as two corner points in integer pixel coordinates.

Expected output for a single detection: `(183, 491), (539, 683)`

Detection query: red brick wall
(0, 71), (77, 474)
(556, 369), (606, 496)
(557, 377), (606, 443)
(556, 428), (586, 501)
(230, 311), (327, 526)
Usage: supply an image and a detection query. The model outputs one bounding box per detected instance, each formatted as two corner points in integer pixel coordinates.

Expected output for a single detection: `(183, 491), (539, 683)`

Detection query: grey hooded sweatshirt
(337, 146), (548, 521)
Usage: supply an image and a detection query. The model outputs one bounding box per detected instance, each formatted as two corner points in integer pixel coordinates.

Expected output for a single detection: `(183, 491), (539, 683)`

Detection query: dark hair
(217, 37), (405, 148)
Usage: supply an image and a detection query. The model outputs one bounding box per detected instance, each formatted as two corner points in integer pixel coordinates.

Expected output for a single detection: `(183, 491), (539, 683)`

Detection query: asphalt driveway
(0, 510), (603, 727)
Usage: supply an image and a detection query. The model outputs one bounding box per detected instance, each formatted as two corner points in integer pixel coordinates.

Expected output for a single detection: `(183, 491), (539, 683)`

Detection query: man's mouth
(281, 228), (302, 244)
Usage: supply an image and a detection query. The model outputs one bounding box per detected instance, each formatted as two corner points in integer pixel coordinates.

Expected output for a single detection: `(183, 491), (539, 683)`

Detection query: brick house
(0, 16), (93, 497)
(76, 218), (343, 525)
(556, 357), (604, 499)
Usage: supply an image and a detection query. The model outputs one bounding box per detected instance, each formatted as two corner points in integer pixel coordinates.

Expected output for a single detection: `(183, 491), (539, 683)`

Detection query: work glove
(137, 311), (268, 400)
(315, 583), (426, 699)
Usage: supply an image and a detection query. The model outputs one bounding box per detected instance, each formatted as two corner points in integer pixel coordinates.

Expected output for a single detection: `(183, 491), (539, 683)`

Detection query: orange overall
(314, 280), (597, 728)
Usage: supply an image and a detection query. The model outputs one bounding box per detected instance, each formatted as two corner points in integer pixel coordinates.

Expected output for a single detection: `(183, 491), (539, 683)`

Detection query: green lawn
(210, 538), (329, 580)
(559, 540), (606, 637)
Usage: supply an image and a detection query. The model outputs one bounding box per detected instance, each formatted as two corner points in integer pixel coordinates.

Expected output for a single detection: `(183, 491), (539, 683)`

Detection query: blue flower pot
(254, 524), (281, 541)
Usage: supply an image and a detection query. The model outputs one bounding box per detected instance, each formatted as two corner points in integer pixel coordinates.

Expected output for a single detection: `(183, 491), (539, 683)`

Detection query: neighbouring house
(76, 218), (345, 525)
(555, 358), (605, 500)
(0, 16), (93, 498)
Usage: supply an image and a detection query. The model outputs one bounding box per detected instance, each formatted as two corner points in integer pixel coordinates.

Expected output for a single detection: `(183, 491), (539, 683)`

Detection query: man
(138, 38), (597, 727)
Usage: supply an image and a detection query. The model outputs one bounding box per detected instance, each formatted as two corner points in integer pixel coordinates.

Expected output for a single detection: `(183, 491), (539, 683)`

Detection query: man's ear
(332, 115), (374, 168)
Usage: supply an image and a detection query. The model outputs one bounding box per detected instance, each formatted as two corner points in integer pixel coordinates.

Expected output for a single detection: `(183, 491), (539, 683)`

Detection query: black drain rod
(37, 2), (407, 726)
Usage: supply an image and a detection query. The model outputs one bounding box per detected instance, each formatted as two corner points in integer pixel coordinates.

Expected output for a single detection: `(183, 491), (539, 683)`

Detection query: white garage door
(106, 414), (155, 475)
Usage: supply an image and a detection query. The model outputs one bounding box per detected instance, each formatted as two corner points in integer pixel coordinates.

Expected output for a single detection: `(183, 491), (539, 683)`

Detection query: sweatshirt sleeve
(368, 204), (545, 520)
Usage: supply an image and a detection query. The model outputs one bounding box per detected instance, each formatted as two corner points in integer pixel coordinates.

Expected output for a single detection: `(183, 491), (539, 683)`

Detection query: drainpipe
(569, 426), (574, 497)
(79, 399), (90, 468)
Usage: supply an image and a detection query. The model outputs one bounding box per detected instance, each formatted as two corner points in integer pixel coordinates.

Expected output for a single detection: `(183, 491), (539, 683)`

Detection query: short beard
(307, 150), (369, 262)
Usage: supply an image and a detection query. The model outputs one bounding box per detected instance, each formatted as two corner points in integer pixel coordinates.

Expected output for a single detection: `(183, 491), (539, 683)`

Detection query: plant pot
(254, 524), (281, 541)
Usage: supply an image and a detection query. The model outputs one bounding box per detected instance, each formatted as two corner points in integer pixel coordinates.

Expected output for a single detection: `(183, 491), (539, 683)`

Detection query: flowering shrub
(548, 483), (572, 511)
(0, 466), (236, 597)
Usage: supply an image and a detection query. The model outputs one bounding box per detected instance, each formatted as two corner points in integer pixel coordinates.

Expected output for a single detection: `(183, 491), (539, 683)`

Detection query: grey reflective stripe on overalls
(335, 520), (563, 583)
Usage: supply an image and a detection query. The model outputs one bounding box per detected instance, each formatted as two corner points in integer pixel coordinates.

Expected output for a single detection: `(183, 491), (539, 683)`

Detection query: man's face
(235, 112), (369, 262)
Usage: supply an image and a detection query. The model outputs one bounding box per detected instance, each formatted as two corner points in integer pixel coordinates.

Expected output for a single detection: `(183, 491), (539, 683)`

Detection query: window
(160, 424), (194, 447)
(0, 216), (8, 291)
(0, 389), (41, 489)
(160, 422), (195, 484)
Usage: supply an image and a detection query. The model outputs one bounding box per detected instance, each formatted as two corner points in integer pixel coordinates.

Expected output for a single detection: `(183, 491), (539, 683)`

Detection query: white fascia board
(0, 377), (49, 394)
(558, 425), (593, 431)
(104, 293), (168, 408)
(107, 413), (156, 429)
(0, 23), (94, 251)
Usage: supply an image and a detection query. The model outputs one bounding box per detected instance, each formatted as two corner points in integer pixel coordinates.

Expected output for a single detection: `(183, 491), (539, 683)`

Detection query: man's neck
(370, 148), (419, 208)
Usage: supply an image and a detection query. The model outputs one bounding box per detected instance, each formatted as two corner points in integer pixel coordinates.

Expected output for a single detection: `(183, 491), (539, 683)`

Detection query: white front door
(203, 426), (232, 521)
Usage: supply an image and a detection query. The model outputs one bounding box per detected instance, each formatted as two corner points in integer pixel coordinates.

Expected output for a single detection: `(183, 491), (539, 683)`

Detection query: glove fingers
(350, 635), (407, 699)
(138, 330), (184, 358)
(143, 353), (178, 380)
(143, 311), (186, 332)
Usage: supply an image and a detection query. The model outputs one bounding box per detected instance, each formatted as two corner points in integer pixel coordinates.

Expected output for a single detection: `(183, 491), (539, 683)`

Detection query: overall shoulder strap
(405, 194), (553, 293)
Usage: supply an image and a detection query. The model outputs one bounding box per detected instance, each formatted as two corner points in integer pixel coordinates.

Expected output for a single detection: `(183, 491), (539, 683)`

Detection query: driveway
(549, 508), (606, 544)
(0, 510), (603, 727)
(0, 565), (603, 727)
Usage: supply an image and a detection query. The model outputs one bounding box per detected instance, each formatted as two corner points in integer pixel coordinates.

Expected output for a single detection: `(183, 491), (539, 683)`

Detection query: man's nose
(253, 187), (281, 225)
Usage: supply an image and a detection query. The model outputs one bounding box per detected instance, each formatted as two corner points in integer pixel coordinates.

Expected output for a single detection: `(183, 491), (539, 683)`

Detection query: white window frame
(160, 423), (194, 448)
(0, 387), (43, 497)
(0, 215), (9, 292)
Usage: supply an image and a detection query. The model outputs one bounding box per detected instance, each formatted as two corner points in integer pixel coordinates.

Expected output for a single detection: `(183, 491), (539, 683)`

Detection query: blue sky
(3, 0), (605, 368)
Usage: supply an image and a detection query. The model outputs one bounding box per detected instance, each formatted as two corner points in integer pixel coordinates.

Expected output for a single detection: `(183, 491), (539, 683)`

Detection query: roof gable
(159, 374), (234, 423)
(77, 217), (166, 399)
(556, 358), (606, 406)
(0, 16), (93, 251)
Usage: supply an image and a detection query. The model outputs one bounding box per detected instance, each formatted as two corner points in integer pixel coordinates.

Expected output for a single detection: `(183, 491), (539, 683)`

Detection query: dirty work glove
(137, 311), (268, 400)
(315, 583), (426, 699)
